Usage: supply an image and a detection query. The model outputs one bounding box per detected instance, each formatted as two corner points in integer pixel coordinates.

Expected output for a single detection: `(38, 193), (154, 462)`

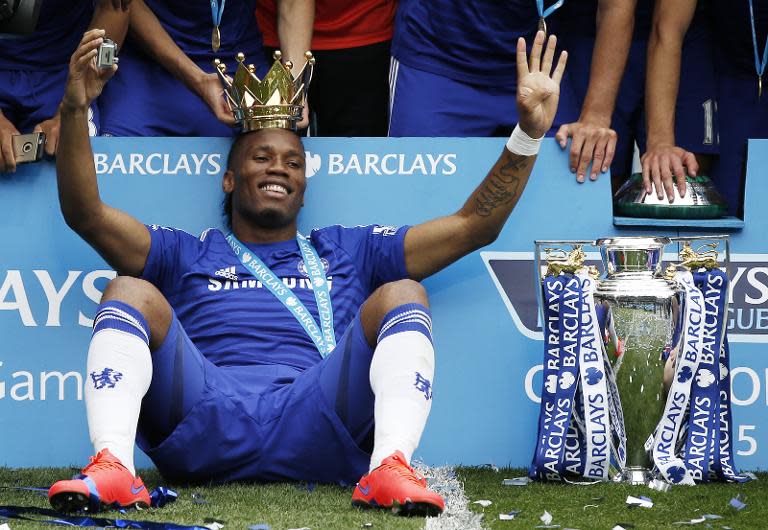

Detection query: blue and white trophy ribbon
(530, 274), (582, 480)
(530, 267), (624, 482)
(651, 271), (703, 485)
(648, 267), (747, 484)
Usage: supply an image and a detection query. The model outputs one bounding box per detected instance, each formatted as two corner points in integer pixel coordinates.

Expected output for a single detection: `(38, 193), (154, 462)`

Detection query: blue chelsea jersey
(140, 224), (411, 370)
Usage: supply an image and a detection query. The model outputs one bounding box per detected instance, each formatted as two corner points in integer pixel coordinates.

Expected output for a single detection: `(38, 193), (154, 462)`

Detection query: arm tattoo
(474, 151), (533, 217)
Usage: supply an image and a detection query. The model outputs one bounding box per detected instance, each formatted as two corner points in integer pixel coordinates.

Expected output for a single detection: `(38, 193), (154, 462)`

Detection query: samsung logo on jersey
(208, 276), (334, 292)
(325, 153), (457, 176)
(93, 152), (223, 176)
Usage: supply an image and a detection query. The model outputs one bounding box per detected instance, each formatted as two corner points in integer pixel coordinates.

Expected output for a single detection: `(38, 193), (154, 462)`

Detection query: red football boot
(48, 449), (150, 512)
(351, 451), (445, 517)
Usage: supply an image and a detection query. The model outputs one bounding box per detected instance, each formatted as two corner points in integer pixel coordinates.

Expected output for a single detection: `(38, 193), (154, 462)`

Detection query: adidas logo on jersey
(214, 266), (239, 281)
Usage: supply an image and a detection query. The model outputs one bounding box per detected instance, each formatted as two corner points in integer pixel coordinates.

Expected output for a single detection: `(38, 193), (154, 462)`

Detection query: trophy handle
(533, 239), (596, 327)
(668, 233), (731, 357)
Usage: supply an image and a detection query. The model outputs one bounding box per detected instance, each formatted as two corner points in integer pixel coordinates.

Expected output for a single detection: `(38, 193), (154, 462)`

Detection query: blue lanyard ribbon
(226, 233), (336, 358)
(748, 0), (768, 79)
(536, 0), (565, 20)
(210, 0), (226, 27)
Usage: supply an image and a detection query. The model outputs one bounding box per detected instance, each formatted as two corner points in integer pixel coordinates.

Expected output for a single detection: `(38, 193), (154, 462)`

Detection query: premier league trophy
(592, 237), (683, 484)
(530, 235), (741, 485)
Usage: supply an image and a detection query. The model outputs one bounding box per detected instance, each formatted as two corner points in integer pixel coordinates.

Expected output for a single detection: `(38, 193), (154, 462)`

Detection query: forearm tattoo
(474, 151), (533, 217)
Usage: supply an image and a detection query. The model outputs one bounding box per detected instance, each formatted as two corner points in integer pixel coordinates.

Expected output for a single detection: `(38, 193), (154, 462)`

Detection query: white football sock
(369, 304), (435, 471)
(85, 303), (153, 476)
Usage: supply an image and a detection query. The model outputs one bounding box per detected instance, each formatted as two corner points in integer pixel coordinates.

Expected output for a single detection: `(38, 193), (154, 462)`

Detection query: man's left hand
(516, 31), (567, 139)
(194, 71), (237, 127)
(33, 113), (61, 157)
(555, 118), (617, 182)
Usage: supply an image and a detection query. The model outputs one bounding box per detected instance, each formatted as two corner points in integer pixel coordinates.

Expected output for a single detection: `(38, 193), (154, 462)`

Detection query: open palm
(516, 32), (567, 139)
(63, 29), (118, 110)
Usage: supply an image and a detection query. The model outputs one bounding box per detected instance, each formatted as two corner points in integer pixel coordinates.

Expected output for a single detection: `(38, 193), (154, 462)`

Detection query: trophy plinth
(614, 174), (728, 219)
(594, 237), (683, 484)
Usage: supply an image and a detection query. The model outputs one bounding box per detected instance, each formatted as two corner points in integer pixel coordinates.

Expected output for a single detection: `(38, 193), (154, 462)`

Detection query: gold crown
(214, 50), (315, 132)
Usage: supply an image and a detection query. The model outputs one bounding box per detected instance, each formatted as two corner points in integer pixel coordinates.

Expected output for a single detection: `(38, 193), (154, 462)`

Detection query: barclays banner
(1, 137), (767, 471)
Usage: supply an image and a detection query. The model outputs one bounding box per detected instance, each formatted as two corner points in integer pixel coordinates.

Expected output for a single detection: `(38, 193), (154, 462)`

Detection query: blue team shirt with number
(0, 0), (92, 70)
(143, 0), (265, 68)
(140, 224), (410, 369)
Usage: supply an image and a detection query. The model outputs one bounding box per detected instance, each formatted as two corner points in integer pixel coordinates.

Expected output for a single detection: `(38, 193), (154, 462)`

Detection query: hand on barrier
(62, 29), (118, 112)
(33, 112), (61, 157)
(194, 71), (237, 126)
(641, 143), (697, 203)
(516, 31), (567, 140)
(555, 118), (617, 182)
(0, 110), (20, 173)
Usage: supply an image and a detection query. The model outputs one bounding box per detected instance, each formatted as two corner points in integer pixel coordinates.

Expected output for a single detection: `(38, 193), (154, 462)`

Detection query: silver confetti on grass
(413, 462), (487, 530)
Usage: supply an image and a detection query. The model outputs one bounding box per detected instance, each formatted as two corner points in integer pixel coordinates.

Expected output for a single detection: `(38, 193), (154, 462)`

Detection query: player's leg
(49, 276), (174, 512)
(317, 279), (443, 515)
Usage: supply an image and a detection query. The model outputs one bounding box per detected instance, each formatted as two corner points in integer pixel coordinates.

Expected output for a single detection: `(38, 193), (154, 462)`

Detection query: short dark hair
(222, 129), (304, 230)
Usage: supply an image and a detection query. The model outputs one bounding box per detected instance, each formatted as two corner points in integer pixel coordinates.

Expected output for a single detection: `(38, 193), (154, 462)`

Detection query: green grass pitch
(1, 467), (766, 529)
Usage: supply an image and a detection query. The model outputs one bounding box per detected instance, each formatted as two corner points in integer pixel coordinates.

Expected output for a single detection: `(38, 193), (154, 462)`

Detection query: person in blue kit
(389, 0), (632, 184)
(98, 0), (312, 137)
(0, 0), (129, 173)
(555, 0), (718, 191)
(48, 28), (567, 516)
(643, 0), (760, 216)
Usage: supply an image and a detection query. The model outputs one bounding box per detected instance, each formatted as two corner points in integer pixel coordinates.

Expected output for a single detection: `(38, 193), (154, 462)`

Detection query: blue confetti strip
(150, 487), (179, 508)
(0, 487), (50, 497)
(729, 496), (746, 510)
(0, 505), (204, 530)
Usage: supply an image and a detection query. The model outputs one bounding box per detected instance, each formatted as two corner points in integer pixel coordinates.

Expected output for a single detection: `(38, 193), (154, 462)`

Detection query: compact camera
(97, 38), (118, 69)
(11, 131), (45, 164)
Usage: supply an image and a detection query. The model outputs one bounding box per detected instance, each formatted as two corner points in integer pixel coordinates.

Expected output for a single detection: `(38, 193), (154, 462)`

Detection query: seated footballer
(49, 29), (567, 516)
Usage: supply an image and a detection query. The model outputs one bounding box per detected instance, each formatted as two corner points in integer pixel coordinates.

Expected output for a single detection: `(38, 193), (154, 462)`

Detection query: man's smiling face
(224, 128), (307, 231)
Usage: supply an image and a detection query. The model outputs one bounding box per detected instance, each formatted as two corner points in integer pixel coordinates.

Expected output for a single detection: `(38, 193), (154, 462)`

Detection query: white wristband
(506, 124), (543, 156)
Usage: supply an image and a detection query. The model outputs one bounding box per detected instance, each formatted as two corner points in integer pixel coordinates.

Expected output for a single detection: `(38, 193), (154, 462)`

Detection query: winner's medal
(210, 0), (226, 52)
(212, 26), (221, 52)
(535, 0), (564, 35)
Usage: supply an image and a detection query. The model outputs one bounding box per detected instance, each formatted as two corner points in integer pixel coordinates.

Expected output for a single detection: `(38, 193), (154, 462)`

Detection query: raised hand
(516, 31), (567, 139)
(62, 29), (118, 111)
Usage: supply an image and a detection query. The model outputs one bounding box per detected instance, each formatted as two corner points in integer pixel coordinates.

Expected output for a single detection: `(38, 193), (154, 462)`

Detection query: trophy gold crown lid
(214, 50), (315, 132)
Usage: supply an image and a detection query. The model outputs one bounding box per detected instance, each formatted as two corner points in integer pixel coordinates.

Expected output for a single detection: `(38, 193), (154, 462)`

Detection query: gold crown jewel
(214, 50), (315, 132)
